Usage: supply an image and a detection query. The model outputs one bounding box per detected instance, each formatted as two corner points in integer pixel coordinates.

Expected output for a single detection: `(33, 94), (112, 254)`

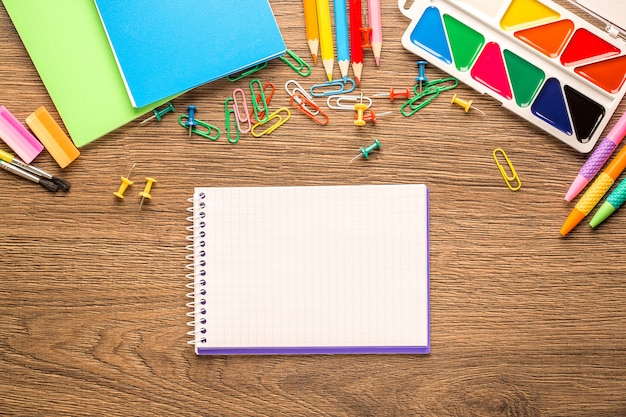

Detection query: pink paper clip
(232, 88), (252, 133)
(0, 106), (44, 163)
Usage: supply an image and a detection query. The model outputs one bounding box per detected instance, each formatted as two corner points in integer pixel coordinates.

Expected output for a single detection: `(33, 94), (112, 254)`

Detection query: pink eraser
(0, 106), (44, 164)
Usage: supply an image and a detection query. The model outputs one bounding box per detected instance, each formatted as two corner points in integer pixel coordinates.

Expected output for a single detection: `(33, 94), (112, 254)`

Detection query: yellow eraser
(26, 106), (79, 168)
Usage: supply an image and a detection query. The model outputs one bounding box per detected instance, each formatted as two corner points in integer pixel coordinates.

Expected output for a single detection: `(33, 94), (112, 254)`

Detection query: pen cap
(0, 106), (44, 164)
(26, 106), (80, 168)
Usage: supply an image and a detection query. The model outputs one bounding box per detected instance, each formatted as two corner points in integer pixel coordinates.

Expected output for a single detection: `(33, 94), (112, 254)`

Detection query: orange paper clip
(290, 92), (329, 125)
(249, 81), (275, 123)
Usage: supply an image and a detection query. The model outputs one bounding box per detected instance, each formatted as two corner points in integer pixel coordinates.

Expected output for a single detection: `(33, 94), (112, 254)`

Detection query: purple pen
(565, 110), (626, 202)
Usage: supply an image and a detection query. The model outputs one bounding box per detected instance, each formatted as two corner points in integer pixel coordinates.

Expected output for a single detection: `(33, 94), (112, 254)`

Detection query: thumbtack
(373, 87), (411, 101)
(350, 139), (381, 162)
(354, 94), (368, 127)
(114, 164), (135, 199)
(140, 102), (175, 124)
(185, 106), (198, 138)
(450, 93), (485, 115)
(138, 177), (156, 211)
(361, 13), (372, 49)
(415, 60), (428, 96)
(361, 110), (392, 124)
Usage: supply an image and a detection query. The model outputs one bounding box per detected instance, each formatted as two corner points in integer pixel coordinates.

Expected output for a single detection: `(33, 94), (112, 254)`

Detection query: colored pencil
(303, 0), (319, 64)
(368, 0), (382, 65)
(334, 0), (350, 81)
(349, 0), (363, 84)
(316, 0), (334, 81)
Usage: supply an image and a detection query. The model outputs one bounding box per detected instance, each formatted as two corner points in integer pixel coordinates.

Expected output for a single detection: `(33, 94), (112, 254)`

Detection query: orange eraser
(26, 106), (79, 168)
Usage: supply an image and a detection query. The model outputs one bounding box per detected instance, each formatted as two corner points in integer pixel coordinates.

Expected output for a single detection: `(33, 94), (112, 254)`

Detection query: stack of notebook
(2, 0), (286, 147)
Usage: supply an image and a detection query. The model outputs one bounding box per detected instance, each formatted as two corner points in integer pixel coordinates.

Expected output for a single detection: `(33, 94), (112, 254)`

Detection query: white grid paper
(194, 184), (429, 349)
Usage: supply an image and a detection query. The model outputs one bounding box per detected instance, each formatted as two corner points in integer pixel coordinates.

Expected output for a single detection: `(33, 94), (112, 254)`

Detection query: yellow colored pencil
(303, 0), (319, 64)
(315, 0), (334, 81)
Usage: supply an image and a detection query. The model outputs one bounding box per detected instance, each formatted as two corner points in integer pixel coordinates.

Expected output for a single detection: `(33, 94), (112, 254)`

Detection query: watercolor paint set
(399, 0), (626, 153)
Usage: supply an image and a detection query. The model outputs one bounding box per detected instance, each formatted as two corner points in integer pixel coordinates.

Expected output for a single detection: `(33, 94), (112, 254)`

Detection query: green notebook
(2, 0), (174, 147)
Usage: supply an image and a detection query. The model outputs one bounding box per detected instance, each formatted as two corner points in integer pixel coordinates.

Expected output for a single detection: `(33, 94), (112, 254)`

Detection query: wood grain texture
(2, 1), (626, 416)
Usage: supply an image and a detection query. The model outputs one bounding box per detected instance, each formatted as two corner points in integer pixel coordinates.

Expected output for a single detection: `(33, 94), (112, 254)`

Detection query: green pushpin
(350, 139), (381, 162)
(140, 102), (175, 124)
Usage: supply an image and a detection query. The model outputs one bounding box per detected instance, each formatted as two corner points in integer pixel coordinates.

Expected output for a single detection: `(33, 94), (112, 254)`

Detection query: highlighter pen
(565, 110), (626, 202)
(589, 176), (626, 228)
(561, 143), (626, 236)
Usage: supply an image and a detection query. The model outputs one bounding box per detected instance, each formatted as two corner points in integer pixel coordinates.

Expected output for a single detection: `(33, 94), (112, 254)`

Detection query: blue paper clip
(178, 115), (221, 140)
(279, 49), (311, 77)
(251, 107), (291, 137)
(224, 97), (241, 144)
(400, 85), (441, 117)
(310, 78), (356, 97)
(227, 62), (268, 82)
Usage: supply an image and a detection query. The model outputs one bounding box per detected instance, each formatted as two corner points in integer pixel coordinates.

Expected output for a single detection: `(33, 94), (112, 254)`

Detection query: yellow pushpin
(113, 164), (135, 199)
(138, 177), (156, 211)
(354, 94), (368, 127)
(450, 93), (485, 115)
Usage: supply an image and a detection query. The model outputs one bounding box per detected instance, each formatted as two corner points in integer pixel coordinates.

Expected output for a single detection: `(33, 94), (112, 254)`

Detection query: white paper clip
(285, 80), (319, 116)
(326, 94), (373, 110)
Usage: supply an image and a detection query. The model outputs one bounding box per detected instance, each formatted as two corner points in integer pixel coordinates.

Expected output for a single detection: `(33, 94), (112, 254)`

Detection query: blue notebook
(186, 184), (430, 355)
(94, 0), (286, 108)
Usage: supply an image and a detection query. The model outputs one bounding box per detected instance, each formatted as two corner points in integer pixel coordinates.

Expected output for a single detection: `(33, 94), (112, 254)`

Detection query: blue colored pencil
(333, 0), (350, 81)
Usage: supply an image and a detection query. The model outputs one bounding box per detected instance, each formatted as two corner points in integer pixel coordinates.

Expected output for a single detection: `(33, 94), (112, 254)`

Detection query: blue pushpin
(185, 105), (198, 138)
(140, 102), (175, 124)
(415, 60), (428, 95)
(350, 139), (381, 162)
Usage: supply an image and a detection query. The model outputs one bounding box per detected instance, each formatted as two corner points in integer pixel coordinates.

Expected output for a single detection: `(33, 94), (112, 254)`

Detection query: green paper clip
(279, 49), (311, 77)
(227, 62), (268, 82)
(414, 77), (459, 96)
(251, 107), (291, 137)
(310, 78), (356, 97)
(400, 86), (440, 117)
(224, 97), (241, 144)
(249, 79), (270, 123)
(178, 115), (221, 140)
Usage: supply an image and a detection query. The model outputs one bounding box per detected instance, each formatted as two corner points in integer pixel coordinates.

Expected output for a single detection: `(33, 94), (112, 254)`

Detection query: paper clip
(414, 77), (459, 96)
(251, 107), (291, 137)
(224, 97), (241, 144)
(249, 82), (275, 123)
(279, 49), (311, 77)
(493, 148), (521, 191)
(249, 79), (270, 123)
(290, 92), (329, 125)
(285, 80), (321, 116)
(178, 115), (221, 140)
(400, 85), (440, 117)
(226, 62), (267, 82)
(232, 88), (252, 133)
(310, 78), (356, 97)
(326, 94), (372, 110)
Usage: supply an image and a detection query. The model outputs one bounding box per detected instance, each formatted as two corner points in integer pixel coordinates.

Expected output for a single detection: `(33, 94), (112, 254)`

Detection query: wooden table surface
(2, 1), (626, 416)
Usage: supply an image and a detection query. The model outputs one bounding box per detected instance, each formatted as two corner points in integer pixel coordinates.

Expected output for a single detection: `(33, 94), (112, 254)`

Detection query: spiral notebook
(185, 184), (430, 355)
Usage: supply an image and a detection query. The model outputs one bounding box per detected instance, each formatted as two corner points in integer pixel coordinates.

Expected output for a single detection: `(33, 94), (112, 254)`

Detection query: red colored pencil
(349, 0), (364, 84)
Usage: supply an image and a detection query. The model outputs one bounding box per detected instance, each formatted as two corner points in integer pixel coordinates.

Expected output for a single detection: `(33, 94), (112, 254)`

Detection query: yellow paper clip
(251, 107), (291, 137)
(493, 148), (521, 191)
